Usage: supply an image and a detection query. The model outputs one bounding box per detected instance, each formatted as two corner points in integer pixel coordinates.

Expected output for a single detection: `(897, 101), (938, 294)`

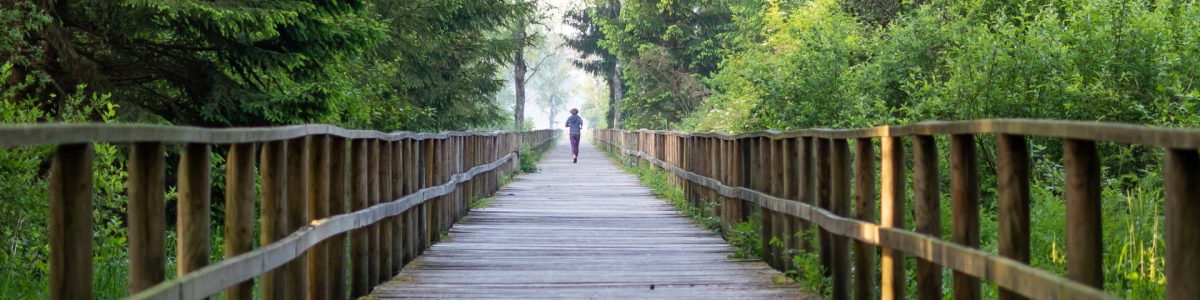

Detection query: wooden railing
(0, 124), (558, 300)
(595, 119), (1200, 300)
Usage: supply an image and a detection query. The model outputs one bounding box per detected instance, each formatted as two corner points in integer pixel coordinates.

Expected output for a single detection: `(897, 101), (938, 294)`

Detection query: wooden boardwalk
(370, 137), (810, 298)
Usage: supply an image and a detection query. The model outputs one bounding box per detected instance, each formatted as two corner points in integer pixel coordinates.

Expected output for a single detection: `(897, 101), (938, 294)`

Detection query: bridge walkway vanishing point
(370, 138), (811, 298)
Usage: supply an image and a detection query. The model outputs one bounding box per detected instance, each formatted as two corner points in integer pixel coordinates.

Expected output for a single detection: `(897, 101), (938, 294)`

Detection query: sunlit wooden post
(1165, 149), (1200, 300)
(50, 144), (94, 300)
(912, 135), (941, 300)
(308, 135), (331, 298)
(854, 138), (876, 300)
(223, 143), (256, 300)
(880, 136), (905, 300)
(128, 142), (166, 293)
(286, 136), (310, 299)
(830, 138), (851, 300)
(330, 137), (348, 300)
(177, 143), (211, 280)
(780, 137), (797, 272)
(350, 139), (369, 298)
(997, 134), (1030, 300)
(1064, 139), (1102, 289)
(951, 134), (980, 300)
(260, 140), (288, 300)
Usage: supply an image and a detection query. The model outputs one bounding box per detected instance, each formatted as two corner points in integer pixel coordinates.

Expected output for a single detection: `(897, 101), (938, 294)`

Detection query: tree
(565, 0), (623, 129)
(3, 0), (381, 126)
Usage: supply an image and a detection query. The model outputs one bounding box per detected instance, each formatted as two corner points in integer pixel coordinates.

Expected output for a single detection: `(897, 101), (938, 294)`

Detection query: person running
(565, 108), (583, 163)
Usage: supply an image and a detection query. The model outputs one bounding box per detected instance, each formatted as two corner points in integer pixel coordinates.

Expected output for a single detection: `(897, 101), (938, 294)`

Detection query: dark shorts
(570, 134), (581, 155)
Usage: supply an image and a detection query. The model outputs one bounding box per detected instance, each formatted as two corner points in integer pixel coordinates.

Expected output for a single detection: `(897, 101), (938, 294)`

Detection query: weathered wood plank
(371, 139), (811, 299)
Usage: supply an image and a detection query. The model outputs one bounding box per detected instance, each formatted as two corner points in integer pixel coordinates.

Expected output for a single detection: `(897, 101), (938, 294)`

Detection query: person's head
(570, 108), (579, 115)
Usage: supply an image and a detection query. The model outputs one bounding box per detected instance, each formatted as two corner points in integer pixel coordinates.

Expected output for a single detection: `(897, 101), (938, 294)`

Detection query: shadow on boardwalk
(371, 137), (813, 298)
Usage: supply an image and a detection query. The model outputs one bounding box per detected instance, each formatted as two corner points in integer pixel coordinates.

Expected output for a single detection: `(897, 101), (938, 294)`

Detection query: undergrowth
(602, 147), (830, 294)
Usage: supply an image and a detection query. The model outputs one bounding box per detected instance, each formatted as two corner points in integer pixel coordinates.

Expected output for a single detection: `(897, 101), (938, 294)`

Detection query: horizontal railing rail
(0, 123), (558, 300)
(595, 118), (1198, 300)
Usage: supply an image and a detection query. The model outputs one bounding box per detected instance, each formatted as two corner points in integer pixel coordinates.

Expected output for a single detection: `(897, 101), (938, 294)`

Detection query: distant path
(370, 137), (811, 298)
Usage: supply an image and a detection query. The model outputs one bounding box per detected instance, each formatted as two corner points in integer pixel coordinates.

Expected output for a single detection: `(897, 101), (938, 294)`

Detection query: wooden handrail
(595, 119), (1200, 300)
(0, 123), (558, 300)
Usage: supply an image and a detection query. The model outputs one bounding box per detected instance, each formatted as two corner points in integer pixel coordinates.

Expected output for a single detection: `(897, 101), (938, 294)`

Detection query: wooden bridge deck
(370, 138), (810, 298)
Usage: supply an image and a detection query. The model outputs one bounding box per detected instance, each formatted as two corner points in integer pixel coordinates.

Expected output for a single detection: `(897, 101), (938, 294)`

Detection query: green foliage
(0, 64), (129, 297)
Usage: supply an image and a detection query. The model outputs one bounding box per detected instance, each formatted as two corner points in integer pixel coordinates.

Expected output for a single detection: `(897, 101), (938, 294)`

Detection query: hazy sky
(518, 0), (596, 130)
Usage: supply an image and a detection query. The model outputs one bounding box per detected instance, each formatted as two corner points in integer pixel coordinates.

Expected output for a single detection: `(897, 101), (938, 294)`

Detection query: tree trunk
(610, 60), (623, 129)
(513, 19), (528, 130)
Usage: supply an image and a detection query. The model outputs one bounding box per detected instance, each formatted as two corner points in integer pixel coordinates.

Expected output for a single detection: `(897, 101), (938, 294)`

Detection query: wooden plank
(951, 134), (981, 300)
(259, 140), (288, 300)
(178, 144), (211, 279)
(0, 124), (543, 147)
(308, 136), (331, 299)
(1063, 139), (1103, 288)
(396, 139), (410, 274)
(370, 139), (810, 299)
(830, 139), (851, 300)
(816, 138), (833, 279)
(350, 139), (370, 298)
(224, 143), (255, 300)
(912, 135), (942, 300)
(798, 137), (814, 252)
(50, 144), (94, 300)
(368, 139), (381, 288)
(286, 137), (310, 299)
(329, 138), (348, 300)
(129, 142), (167, 293)
(1165, 149), (1200, 300)
(854, 138), (876, 300)
(997, 134), (1030, 300)
(381, 140), (394, 280)
(880, 136), (905, 300)
(600, 119), (1200, 148)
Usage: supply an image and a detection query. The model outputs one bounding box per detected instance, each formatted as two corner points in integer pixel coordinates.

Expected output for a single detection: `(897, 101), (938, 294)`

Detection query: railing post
(260, 140), (288, 300)
(50, 144), (94, 300)
(830, 138), (851, 300)
(128, 142), (166, 293)
(368, 139), (382, 288)
(798, 137), (815, 252)
(1165, 149), (1200, 300)
(815, 138), (832, 280)
(178, 143), (211, 279)
(758, 137), (776, 269)
(308, 135), (331, 299)
(350, 139), (369, 298)
(391, 140), (405, 275)
(1064, 139), (1102, 289)
(997, 135), (1030, 300)
(380, 140), (394, 280)
(951, 134), (980, 300)
(854, 138), (877, 300)
(224, 143), (256, 300)
(880, 136), (905, 300)
(912, 135), (941, 300)
(330, 137), (348, 299)
(785, 138), (803, 270)
(286, 136), (310, 299)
